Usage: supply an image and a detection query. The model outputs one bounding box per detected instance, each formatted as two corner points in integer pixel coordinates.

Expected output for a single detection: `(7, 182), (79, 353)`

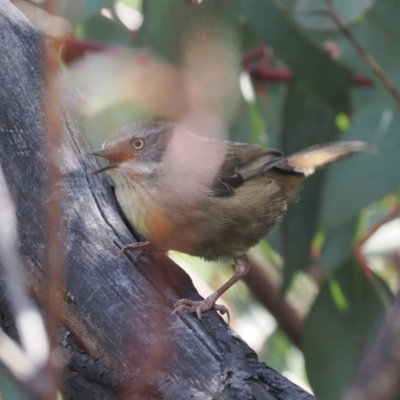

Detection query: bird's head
(89, 121), (174, 177)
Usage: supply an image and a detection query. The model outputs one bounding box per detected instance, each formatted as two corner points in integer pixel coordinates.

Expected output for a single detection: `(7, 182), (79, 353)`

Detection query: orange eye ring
(132, 139), (145, 150)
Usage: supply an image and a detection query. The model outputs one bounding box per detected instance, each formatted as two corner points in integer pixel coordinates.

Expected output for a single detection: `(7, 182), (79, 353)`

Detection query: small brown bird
(90, 121), (371, 320)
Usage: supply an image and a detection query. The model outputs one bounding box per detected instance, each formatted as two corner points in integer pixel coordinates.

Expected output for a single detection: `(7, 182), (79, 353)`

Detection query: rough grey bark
(0, 1), (316, 399)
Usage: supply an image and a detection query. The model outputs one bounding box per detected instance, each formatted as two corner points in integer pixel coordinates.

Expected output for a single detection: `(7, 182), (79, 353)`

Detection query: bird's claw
(172, 298), (230, 324)
(116, 241), (153, 262)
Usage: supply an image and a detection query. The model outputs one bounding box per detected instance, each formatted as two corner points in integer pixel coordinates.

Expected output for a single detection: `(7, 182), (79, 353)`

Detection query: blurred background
(10, 0), (400, 398)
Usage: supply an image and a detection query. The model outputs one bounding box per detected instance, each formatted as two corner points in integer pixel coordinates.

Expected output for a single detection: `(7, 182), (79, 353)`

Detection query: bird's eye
(132, 139), (145, 150)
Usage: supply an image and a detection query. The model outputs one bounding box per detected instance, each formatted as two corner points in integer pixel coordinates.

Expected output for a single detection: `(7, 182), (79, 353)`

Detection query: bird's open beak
(88, 149), (121, 174)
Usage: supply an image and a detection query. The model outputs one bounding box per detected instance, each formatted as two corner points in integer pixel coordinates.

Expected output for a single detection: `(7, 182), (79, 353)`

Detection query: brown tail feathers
(287, 141), (374, 177)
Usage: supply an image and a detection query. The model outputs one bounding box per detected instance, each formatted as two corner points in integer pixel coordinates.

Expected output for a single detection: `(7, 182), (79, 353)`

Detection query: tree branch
(0, 1), (315, 399)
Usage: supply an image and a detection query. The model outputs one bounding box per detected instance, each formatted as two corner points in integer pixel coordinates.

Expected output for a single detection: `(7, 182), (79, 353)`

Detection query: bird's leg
(117, 241), (156, 262)
(172, 255), (250, 323)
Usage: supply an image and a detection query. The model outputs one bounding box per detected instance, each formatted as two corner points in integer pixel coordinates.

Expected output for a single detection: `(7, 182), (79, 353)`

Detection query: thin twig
(326, 0), (400, 110)
(354, 205), (400, 309)
(355, 206), (400, 263)
(44, 0), (66, 394)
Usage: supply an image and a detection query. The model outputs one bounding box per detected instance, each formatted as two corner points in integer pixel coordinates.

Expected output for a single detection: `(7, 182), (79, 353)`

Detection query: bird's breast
(114, 177), (171, 247)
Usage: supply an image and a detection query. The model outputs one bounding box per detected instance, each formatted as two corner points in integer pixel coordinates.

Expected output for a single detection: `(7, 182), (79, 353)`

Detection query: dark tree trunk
(0, 1), (316, 399)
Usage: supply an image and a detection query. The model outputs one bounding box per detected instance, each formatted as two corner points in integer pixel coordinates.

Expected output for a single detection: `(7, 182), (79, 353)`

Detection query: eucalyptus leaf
(57, 0), (113, 26)
(83, 100), (152, 150)
(139, 0), (239, 63)
(76, 14), (132, 46)
(261, 329), (292, 373)
(240, 0), (352, 113)
(83, 0), (114, 21)
(0, 366), (32, 400)
(296, 0), (376, 31)
(319, 217), (357, 274)
(280, 77), (342, 290)
(332, 0), (400, 89)
(303, 259), (392, 400)
(320, 93), (400, 231)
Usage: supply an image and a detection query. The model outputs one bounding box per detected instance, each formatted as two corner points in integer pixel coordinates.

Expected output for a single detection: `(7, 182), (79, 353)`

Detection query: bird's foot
(172, 295), (230, 324)
(117, 241), (154, 262)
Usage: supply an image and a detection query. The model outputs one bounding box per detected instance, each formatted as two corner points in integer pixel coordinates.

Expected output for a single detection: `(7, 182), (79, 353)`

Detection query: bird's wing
(210, 143), (302, 197)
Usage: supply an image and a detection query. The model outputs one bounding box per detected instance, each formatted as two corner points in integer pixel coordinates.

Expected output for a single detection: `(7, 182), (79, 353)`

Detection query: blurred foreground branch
(0, 1), (315, 399)
(0, 164), (53, 399)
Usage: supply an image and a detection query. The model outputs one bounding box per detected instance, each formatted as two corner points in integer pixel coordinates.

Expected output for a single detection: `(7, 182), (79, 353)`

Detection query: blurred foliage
(296, 0), (376, 30)
(0, 366), (31, 400)
(303, 260), (393, 400)
(241, 0), (352, 112)
(6, 0), (400, 398)
(280, 76), (341, 289)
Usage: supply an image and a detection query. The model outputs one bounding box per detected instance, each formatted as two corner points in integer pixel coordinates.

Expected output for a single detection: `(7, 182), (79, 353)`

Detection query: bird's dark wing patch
(243, 156), (288, 181)
(211, 171), (244, 197)
(210, 143), (303, 197)
(221, 172), (244, 188)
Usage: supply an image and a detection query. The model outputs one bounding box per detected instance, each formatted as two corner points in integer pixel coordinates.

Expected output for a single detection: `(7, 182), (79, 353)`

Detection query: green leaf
(75, 14), (132, 46)
(240, 0), (352, 113)
(329, 278), (349, 310)
(83, 100), (152, 150)
(118, 0), (142, 10)
(335, 112), (351, 131)
(57, 0), (114, 26)
(0, 366), (32, 400)
(331, 0), (400, 89)
(280, 77), (342, 290)
(139, 0), (239, 63)
(296, 0), (376, 31)
(248, 103), (267, 145)
(303, 259), (392, 400)
(83, 0), (114, 20)
(231, 101), (266, 145)
(301, 2), (400, 231)
(320, 93), (400, 231)
(319, 217), (357, 274)
(261, 329), (292, 373)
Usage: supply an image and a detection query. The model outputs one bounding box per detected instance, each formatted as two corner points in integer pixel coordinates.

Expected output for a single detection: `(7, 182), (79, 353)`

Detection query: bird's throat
(112, 173), (171, 247)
